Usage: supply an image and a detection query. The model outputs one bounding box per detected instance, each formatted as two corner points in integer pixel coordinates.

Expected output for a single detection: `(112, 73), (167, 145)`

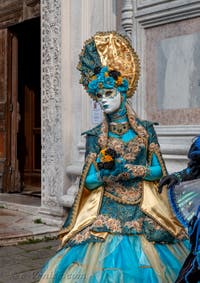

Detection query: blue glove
(99, 158), (131, 180)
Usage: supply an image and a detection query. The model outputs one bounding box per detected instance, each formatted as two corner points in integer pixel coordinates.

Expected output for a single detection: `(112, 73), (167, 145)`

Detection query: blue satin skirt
(39, 234), (189, 283)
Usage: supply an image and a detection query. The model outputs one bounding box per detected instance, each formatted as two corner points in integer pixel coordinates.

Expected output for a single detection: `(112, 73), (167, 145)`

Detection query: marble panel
(157, 32), (200, 110)
(145, 17), (200, 125)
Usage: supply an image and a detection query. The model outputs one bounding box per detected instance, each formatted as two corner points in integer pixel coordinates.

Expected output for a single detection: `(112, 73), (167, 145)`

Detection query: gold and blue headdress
(77, 31), (140, 100)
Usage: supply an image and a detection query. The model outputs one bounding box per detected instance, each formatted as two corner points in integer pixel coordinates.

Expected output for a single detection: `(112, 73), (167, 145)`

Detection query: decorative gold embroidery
(93, 160), (99, 171)
(143, 216), (186, 240)
(98, 116), (108, 149)
(107, 136), (146, 162)
(115, 172), (131, 181)
(71, 215), (146, 245)
(126, 103), (149, 141)
(145, 216), (164, 230)
(149, 143), (160, 152)
(148, 142), (167, 176)
(104, 191), (141, 205)
(72, 227), (91, 244)
(124, 218), (144, 232)
(125, 164), (147, 177)
(110, 122), (130, 135)
(107, 138), (124, 155)
(91, 215), (122, 233)
(104, 182), (142, 205)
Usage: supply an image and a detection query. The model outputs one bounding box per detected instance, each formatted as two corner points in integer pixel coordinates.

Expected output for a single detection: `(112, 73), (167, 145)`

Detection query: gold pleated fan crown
(77, 31), (140, 98)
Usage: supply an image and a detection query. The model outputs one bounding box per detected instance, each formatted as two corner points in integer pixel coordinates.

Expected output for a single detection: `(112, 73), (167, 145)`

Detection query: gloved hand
(99, 157), (130, 181)
(188, 159), (200, 179)
(97, 148), (117, 170)
(158, 175), (179, 194)
(188, 136), (200, 160)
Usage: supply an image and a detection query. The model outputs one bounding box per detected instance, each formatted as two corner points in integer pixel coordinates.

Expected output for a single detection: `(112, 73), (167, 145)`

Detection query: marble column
(39, 0), (65, 225)
(40, 0), (117, 224)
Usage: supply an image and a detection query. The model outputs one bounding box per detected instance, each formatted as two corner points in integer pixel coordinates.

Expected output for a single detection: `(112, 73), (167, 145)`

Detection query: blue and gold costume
(159, 136), (200, 282)
(39, 32), (190, 283)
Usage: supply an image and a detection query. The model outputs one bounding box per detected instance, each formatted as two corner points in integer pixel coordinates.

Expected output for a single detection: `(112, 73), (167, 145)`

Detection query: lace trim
(125, 164), (149, 177)
(104, 191), (141, 205)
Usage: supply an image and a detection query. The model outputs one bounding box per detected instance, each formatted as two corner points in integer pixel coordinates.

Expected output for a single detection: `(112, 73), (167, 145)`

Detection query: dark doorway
(10, 18), (41, 195)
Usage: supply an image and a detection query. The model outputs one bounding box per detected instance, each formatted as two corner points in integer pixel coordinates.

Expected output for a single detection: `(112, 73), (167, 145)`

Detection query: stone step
(0, 207), (59, 246)
(0, 193), (41, 215)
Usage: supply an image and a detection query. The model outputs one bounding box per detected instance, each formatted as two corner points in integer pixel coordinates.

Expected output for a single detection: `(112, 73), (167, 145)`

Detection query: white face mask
(96, 88), (121, 114)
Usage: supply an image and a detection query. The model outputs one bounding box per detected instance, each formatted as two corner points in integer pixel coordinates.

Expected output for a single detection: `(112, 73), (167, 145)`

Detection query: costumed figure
(159, 136), (200, 282)
(39, 32), (190, 283)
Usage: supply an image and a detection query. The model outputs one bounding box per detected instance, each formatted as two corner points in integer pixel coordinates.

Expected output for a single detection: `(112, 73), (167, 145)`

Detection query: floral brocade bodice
(107, 136), (146, 164)
(104, 136), (147, 204)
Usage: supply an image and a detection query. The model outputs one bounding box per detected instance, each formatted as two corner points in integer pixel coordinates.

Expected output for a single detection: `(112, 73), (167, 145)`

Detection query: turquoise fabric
(40, 235), (190, 283)
(78, 40), (102, 90)
(85, 163), (103, 190)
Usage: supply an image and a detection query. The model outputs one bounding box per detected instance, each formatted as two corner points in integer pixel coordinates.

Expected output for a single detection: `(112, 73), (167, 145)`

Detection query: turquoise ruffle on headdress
(87, 67), (129, 96)
(77, 40), (102, 90)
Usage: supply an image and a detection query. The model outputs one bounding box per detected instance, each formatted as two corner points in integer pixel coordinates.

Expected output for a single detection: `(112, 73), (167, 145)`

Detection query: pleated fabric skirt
(39, 234), (189, 283)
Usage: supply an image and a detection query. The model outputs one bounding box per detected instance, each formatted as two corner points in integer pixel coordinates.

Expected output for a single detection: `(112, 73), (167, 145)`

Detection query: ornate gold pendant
(110, 122), (130, 135)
